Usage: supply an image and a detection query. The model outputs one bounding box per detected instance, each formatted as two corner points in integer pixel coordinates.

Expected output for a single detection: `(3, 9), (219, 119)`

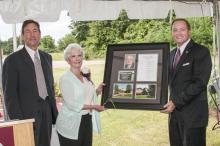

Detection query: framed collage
(101, 43), (169, 110)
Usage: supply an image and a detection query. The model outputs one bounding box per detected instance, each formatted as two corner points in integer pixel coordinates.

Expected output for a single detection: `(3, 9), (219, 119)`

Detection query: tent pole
(12, 23), (17, 52)
(213, 0), (220, 78)
(217, 5), (220, 81)
(169, 0), (173, 24)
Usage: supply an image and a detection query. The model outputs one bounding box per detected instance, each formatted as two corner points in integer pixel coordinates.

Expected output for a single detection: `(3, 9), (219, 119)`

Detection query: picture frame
(101, 43), (169, 110)
(124, 54), (136, 69)
(118, 70), (134, 82)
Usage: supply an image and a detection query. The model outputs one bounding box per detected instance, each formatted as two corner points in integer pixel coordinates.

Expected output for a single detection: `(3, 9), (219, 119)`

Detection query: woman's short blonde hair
(63, 43), (84, 61)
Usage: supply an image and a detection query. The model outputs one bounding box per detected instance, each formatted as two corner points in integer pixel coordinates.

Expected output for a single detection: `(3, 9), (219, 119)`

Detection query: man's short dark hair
(21, 19), (41, 34)
(171, 18), (191, 30)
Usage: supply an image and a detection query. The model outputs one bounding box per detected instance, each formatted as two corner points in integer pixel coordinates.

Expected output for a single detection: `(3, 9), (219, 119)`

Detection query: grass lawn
(51, 52), (106, 61)
(53, 64), (105, 85)
(54, 63), (220, 146)
(136, 95), (155, 99)
(94, 110), (220, 146)
(113, 94), (133, 98)
(51, 53), (64, 61)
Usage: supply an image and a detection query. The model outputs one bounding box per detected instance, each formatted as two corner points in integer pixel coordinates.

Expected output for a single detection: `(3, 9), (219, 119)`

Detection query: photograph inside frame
(101, 43), (169, 110)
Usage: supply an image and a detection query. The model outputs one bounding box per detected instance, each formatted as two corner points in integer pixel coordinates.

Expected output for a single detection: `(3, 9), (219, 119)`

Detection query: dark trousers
(58, 114), (92, 146)
(169, 113), (206, 146)
(34, 98), (52, 146)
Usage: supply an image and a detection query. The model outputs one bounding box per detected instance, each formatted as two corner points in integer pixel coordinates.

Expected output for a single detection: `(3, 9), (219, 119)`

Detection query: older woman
(56, 43), (105, 146)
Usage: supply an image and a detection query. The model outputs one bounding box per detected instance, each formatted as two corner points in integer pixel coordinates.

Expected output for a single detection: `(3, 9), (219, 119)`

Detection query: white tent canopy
(0, 0), (217, 23)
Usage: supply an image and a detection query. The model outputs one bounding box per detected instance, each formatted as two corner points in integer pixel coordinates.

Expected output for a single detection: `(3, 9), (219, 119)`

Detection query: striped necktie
(173, 49), (181, 70)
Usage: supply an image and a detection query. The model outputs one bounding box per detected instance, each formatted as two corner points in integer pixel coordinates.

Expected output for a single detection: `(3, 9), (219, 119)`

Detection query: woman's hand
(83, 104), (105, 112)
(96, 83), (105, 95)
(93, 105), (105, 112)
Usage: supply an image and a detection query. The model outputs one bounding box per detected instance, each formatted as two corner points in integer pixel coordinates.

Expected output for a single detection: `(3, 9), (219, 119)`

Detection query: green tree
(1, 37), (21, 55)
(57, 33), (76, 52)
(111, 9), (131, 41)
(125, 84), (132, 93)
(69, 21), (90, 44)
(1, 40), (12, 55)
(85, 9), (132, 58)
(86, 20), (114, 58)
(114, 84), (119, 94)
(40, 35), (56, 53)
(124, 20), (147, 42)
(144, 20), (170, 43)
(66, 10), (213, 59)
(148, 85), (156, 97)
(189, 17), (213, 51)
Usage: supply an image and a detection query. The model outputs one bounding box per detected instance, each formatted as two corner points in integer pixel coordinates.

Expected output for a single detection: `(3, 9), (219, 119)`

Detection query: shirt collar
(25, 44), (40, 62)
(178, 38), (191, 55)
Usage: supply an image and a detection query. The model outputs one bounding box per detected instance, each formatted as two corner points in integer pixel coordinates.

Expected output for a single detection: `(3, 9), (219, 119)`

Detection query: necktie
(34, 52), (48, 99)
(173, 49), (181, 70)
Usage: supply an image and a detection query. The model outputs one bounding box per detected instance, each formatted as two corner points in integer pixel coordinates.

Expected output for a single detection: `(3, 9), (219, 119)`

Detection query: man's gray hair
(64, 43), (84, 61)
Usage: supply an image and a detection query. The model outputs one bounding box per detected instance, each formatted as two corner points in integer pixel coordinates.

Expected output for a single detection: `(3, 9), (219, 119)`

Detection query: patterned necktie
(173, 49), (181, 70)
(34, 52), (48, 99)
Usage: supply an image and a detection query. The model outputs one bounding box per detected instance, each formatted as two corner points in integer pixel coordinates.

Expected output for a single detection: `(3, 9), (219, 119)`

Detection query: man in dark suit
(2, 19), (58, 146)
(161, 18), (212, 146)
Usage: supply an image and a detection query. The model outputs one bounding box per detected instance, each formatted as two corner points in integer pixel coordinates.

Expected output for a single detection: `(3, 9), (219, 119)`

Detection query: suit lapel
(20, 48), (35, 70)
(170, 49), (176, 70)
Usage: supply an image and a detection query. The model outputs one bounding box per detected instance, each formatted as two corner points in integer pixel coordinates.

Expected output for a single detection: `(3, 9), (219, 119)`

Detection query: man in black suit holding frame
(161, 18), (212, 146)
(2, 19), (58, 146)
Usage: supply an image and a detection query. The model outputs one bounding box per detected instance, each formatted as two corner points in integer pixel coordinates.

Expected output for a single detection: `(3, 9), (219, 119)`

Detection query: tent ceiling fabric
(173, 1), (212, 18)
(69, 0), (213, 21)
(0, 0), (62, 23)
(0, 0), (218, 23)
(68, 0), (171, 20)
